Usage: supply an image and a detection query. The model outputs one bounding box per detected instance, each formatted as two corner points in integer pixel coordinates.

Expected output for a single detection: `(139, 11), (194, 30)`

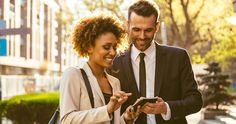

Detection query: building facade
(0, 0), (79, 76)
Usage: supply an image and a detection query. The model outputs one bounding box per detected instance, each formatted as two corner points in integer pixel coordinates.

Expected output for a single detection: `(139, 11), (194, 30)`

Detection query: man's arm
(166, 50), (203, 119)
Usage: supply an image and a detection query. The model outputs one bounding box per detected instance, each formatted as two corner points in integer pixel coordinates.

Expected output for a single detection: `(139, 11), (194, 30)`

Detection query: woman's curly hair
(71, 14), (126, 57)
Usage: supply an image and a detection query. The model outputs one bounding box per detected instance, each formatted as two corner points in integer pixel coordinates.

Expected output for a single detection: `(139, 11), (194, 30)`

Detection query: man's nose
(139, 31), (145, 39)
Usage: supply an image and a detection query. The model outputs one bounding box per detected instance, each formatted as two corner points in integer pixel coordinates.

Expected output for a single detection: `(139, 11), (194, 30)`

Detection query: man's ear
(155, 21), (160, 32)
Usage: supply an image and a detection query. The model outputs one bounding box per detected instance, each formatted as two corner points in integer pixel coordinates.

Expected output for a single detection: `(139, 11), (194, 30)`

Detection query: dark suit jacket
(109, 43), (203, 124)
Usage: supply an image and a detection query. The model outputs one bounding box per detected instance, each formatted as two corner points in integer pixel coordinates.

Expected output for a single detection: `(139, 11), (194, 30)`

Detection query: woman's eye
(113, 46), (117, 51)
(103, 45), (110, 50)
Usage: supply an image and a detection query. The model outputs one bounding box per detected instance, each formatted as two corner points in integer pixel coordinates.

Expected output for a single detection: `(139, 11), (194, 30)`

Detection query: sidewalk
(187, 106), (236, 124)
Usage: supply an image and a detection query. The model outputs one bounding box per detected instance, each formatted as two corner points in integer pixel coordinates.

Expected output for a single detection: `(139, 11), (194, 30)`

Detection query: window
(0, 0), (3, 19)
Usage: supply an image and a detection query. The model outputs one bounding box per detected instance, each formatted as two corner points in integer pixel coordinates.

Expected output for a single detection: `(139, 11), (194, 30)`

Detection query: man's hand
(141, 97), (167, 114)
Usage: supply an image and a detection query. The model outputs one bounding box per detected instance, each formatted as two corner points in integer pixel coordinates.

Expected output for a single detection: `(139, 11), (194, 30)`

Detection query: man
(109, 0), (203, 124)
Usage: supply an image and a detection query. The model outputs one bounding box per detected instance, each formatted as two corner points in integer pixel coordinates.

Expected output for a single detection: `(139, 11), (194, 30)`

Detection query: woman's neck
(87, 61), (105, 78)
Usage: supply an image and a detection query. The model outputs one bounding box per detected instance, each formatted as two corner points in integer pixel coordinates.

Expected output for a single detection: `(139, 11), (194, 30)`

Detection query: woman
(60, 14), (139, 124)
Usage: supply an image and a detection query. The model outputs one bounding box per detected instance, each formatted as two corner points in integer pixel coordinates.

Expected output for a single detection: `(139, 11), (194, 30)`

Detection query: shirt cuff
(161, 102), (171, 120)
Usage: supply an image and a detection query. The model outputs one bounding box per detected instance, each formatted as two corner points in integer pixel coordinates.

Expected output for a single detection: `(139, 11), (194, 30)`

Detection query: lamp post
(160, 22), (167, 45)
(233, 0), (236, 12)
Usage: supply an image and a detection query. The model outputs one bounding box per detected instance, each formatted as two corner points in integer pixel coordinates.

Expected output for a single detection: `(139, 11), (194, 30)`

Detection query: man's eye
(145, 29), (153, 32)
(133, 28), (140, 32)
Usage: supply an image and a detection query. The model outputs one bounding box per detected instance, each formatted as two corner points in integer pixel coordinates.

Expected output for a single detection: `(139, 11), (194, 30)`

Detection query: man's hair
(128, 0), (160, 22)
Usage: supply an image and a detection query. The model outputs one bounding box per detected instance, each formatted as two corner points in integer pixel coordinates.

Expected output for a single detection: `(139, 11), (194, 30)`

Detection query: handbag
(48, 69), (94, 124)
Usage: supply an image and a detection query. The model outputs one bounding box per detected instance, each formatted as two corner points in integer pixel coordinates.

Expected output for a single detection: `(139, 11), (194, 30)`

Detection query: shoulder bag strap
(80, 69), (94, 108)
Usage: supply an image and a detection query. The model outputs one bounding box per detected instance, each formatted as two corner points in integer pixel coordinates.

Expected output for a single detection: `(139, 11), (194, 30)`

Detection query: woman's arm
(60, 67), (111, 124)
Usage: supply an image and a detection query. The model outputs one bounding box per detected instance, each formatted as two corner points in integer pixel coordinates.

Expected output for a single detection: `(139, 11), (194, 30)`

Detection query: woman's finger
(110, 95), (118, 102)
(115, 91), (132, 98)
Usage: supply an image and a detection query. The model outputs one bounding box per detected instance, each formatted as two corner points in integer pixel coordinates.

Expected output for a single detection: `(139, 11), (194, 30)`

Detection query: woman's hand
(107, 91), (132, 114)
(123, 105), (141, 123)
(123, 97), (143, 123)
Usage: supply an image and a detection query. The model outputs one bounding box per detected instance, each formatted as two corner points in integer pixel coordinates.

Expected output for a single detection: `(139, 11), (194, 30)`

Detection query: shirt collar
(131, 41), (156, 61)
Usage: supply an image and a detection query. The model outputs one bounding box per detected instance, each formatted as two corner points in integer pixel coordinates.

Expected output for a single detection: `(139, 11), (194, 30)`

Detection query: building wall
(0, 0), (75, 76)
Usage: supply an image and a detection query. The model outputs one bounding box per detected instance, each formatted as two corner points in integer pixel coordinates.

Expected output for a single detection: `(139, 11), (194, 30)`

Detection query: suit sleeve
(167, 50), (203, 119)
(60, 68), (111, 124)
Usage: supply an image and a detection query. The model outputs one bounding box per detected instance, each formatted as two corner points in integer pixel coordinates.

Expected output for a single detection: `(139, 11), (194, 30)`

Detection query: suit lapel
(123, 50), (140, 98)
(154, 43), (167, 96)
(83, 63), (106, 105)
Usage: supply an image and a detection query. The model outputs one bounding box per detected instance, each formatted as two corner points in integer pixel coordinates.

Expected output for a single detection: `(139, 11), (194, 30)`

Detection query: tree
(154, 0), (205, 50)
(204, 34), (236, 82)
(198, 62), (235, 110)
(154, 0), (236, 56)
(81, 0), (206, 51)
(80, 0), (236, 54)
(82, 0), (127, 21)
(194, 0), (236, 56)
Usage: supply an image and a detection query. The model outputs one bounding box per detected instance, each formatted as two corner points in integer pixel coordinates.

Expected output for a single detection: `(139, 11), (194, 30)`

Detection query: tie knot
(139, 53), (145, 60)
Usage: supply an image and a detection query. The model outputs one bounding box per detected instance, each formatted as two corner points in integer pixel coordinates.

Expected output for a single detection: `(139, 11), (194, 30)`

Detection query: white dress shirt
(131, 41), (171, 124)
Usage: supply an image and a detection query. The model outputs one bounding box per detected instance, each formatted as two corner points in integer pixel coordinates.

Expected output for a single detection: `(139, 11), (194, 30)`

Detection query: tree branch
(167, 0), (182, 44)
(192, 0), (205, 21)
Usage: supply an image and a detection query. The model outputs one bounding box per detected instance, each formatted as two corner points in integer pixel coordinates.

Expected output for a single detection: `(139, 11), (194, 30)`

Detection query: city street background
(1, 0), (236, 123)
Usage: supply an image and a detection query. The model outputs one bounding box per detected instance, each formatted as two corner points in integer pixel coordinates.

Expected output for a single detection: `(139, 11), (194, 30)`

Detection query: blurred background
(0, 0), (236, 124)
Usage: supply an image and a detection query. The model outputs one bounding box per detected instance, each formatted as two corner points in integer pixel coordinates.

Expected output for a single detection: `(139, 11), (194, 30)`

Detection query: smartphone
(132, 97), (158, 111)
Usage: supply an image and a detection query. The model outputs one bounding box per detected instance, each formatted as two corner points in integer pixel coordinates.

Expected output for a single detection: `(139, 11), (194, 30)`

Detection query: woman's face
(88, 32), (118, 69)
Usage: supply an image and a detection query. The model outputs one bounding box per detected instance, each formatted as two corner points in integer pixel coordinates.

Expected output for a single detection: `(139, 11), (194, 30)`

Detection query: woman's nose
(110, 48), (116, 56)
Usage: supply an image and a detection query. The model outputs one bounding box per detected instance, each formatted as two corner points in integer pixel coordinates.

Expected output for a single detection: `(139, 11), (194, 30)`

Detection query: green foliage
(198, 62), (235, 110)
(190, 0), (236, 63)
(205, 35), (236, 63)
(205, 35), (236, 81)
(191, 54), (205, 64)
(0, 92), (59, 124)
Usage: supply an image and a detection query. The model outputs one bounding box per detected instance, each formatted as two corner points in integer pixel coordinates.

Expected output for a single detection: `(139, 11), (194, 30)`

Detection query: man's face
(127, 12), (159, 51)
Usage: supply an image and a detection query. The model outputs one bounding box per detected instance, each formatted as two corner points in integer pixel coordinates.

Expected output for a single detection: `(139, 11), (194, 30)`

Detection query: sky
(66, 0), (89, 19)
